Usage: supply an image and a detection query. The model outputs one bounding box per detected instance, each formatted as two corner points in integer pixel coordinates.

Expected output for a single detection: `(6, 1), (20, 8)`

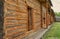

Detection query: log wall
(0, 0), (54, 39)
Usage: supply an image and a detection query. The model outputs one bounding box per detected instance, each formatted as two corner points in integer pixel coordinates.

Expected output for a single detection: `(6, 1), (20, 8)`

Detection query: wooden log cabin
(0, 0), (54, 39)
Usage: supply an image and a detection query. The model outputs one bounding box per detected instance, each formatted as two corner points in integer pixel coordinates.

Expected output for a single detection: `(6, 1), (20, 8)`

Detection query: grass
(42, 22), (60, 39)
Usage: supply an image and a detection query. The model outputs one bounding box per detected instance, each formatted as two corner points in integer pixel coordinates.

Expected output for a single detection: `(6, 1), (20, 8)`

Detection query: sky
(51, 0), (60, 12)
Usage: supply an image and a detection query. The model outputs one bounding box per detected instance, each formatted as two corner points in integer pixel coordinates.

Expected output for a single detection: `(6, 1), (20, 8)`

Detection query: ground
(42, 22), (60, 39)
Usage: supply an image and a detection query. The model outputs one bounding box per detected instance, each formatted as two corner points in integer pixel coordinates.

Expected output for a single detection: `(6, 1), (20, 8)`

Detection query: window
(43, 17), (45, 24)
(28, 6), (32, 31)
(48, 8), (50, 14)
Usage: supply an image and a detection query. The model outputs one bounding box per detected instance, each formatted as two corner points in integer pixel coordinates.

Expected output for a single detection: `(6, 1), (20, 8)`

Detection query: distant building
(55, 16), (60, 22)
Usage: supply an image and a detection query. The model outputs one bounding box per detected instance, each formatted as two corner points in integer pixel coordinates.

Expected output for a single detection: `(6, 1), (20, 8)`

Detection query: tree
(55, 12), (60, 17)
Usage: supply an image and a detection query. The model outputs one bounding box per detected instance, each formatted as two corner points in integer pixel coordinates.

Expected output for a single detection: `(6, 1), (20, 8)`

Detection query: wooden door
(28, 6), (33, 31)
(42, 6), (47, 28)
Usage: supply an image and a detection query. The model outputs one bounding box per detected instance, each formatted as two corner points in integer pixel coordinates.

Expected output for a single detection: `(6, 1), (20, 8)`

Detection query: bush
(55, 12), (60, 17)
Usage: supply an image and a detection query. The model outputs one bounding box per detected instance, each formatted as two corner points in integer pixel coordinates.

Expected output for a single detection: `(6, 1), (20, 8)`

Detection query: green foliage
(55, 12), (60, 17)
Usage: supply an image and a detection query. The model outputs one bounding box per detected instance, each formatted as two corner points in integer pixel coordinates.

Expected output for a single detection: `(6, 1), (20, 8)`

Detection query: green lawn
(42, 22), (60, 39)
